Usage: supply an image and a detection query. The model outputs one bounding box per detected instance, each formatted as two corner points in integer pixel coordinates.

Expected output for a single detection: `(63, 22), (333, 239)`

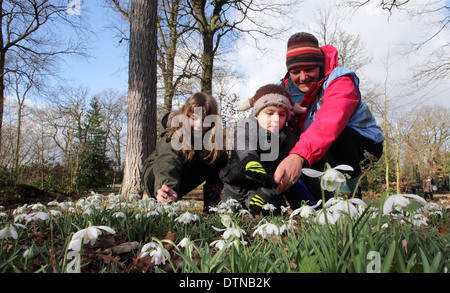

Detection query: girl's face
(256, 106), (288, 133)
(189, 112), (208, 134)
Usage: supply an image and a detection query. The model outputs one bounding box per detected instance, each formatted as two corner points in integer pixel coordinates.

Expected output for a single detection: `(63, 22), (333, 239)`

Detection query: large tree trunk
(121, 0), (157, 196)
(200, 31), (214, 95)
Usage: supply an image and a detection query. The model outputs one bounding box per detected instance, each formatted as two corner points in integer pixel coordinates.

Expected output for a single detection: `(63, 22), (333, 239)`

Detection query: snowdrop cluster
(210, 215), (248, 250)
(0, 164), (448, 274)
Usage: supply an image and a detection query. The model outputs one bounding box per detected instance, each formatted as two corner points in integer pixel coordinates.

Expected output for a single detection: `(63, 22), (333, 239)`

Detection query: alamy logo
(366, 251), (381, 273)
(67, 0), (82, 15)
(170, 107), (280, 161)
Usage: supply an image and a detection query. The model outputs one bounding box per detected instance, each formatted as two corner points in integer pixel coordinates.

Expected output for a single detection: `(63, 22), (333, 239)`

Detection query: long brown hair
(167, 92), (225, 165)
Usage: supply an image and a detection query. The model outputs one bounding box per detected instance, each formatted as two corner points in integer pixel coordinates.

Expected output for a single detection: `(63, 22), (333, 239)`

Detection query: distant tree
(187, 0), (295, 95)
(0, 0), (89, 150)
(400, 104), (450, 182)
(96, 89), (127, 175)
(76, 98), (112, 190)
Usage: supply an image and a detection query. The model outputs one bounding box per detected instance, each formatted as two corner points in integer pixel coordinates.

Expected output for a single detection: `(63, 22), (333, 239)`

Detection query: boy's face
(256, 106), (288, 133)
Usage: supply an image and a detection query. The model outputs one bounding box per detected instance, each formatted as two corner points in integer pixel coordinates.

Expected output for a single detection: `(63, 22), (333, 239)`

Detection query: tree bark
(121, 0), (157, 196)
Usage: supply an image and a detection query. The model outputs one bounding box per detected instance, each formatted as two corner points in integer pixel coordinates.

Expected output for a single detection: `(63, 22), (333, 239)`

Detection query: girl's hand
(156, 185), (178, 202)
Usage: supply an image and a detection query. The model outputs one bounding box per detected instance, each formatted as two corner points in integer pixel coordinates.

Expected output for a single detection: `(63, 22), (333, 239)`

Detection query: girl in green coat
(143, 93), (228, 212)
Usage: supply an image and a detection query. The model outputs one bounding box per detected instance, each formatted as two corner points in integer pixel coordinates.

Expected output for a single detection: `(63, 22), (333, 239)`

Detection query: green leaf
(381, 240), (396, 273)
(430, 252), (442, 273)
(403, 201), (425, 213)
(419, 248), (431, 273)
(299, 256), (321, 273)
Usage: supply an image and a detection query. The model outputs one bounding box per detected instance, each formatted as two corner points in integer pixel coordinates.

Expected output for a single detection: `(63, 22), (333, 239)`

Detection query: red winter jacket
(287, 45), (360, 166)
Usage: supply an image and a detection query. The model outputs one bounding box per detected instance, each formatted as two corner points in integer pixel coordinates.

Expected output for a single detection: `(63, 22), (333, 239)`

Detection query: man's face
(288, 66), (321, 93)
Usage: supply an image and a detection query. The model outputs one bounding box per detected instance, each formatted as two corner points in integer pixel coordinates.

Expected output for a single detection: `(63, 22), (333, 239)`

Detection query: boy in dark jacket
(220, 84), (308, 216)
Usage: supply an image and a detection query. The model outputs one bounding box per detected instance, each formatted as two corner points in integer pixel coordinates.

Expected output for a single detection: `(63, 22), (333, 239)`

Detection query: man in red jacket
(274, 32), (385, 200)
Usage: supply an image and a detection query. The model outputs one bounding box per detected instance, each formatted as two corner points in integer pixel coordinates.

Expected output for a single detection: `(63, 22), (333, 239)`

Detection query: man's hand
(156, 185), (178, 203)
(274, 154), (305, 193)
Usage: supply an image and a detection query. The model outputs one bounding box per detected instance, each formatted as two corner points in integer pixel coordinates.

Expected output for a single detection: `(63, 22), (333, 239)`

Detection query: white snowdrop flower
(412, 213), (428, 227)
(281, 205), (289, 214)
(14, 214), (28, 223)
(129, 194), (141, 201)
(50, 210), (62, 217)
(146, 210), (159, 217)
(210, 239), (226, 250)
(223, 227), (246, 239)
(290, 200), (322, 219)
(30, 203), (46, 210)
(168, 211), (178, 217)
(253, 220), (280, 239)
(68, 225), (115, 252)
(178, 237), (194, 253)
(23, 246), (33, 259)
(212, 222), (246, 240)
(238, 209), (251, 216)
(47, 200), (59, 206)
(280, 219), (297, 233)
(140, 241), (169, 265)
(175, 212), (199, 224)
(315, 209), (336, 225)
(13, 205), (29, 216)
(383, 194), (427, 215)
(230, 239), (247, 249)
(112, 212), (126, 219)
(83, 208), (94, 216)
(26, 212), (50, 222)
(57, 202), (72, 210)
(326, 197), (367, 220)
(0, 223), (26, 239)
(302, 164), (353, 192)
(220, 214), (233, 228)
(262, 203), (277, 212)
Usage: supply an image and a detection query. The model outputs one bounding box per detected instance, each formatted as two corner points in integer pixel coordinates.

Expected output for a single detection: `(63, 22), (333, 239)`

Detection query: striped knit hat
(286, 32), (324, 71)
(237, 84), (306, 116)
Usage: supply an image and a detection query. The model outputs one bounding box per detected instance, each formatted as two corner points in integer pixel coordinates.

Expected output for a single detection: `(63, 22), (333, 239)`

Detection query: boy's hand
(244, 160), (275, 188)
(249, 187), (275, 215)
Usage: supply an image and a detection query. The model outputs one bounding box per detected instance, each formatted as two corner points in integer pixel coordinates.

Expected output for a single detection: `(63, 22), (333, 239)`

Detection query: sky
(231, 0), (449, 110)
(60, 0), (129, 96)
(59, 0), (448, 111)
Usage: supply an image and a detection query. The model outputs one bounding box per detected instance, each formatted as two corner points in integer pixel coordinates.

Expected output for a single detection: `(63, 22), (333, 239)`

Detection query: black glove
(249, 187), (276, 215)
(242, 158), (275, 188)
